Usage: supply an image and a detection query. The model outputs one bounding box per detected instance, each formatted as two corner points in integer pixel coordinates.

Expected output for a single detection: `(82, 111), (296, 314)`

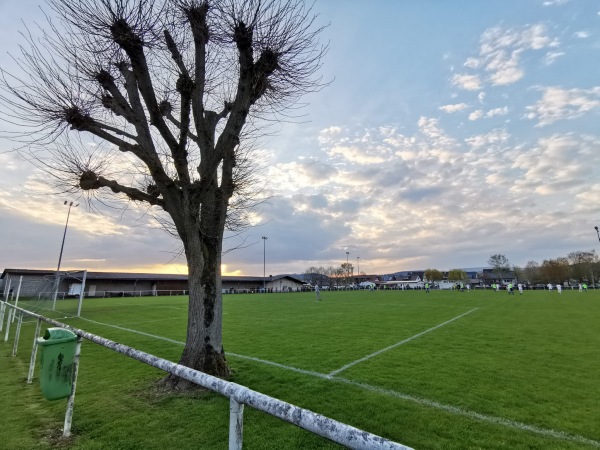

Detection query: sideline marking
(327, 308), (479, 377)
(56, 313), (600, 448)
(332, 377), (600, 449)
(75, 316), (184, 345)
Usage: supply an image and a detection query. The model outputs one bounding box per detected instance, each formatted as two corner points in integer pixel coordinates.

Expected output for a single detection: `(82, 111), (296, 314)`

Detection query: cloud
(573, 31), (590, 39)
(469, 110), (484, 121)
(266, 159), (337, 193)
(317, 126), (343, 145)
(458, 24), (559, 88)
(525, 86), (600, 126)
(544, 51), (565, 65)
(486, 107), (509, 117)
(451, 74), (482, 91)
(328, 145), (388, 165)
(464, 57), (481, 69)
(439, 103), (469, 113)
(465, 129), (510, 149)
(511, 134), (600, 196)
(542, 0), (570, 5)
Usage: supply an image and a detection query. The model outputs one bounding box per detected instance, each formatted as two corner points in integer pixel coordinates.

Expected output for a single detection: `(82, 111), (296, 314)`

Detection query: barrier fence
(0, 300), (412, 450)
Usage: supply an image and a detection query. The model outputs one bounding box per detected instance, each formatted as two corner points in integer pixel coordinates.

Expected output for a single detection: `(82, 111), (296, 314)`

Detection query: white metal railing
(1, 301), (412, 450)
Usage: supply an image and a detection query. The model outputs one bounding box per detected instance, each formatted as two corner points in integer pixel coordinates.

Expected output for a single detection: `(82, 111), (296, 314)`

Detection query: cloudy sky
(1, 0), (600, 277)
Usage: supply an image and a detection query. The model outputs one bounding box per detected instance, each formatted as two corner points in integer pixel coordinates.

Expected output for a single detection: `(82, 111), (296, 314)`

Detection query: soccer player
(547, 283), (553, 291)
(556, 284), (562, 294)
(315, 284), (321, 302)
(579, 283), (583, 292)
(518, 283), (523, 294)
(507, 283), (515, 295)
(425, 282), (430, 293)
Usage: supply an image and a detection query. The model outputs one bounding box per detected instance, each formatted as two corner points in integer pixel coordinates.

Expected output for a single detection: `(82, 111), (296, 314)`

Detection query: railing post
(63, 336), (83, 437)
(0, 301), (5, 332)
(3, 304), (12, 342)
(12, 312), (23, 356)
(28, 318), (43, 384)
(229, 397), (244, 450)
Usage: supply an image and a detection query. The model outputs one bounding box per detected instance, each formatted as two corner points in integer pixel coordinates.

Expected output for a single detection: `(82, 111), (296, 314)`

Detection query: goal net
(11, 270), (88, 321)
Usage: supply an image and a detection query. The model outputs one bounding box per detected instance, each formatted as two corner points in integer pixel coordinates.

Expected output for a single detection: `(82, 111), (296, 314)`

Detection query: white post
(0, 301), (5, 332)
(77, 271), (87, 317)
(12, 312), (23, 356)
(4, 304), (12, 342)
(27, 318), (43, 384)
(4, 278), (11, 300)
(229, 397), (244, 450)
(12, 276), (23, 323)
(63, 336), (83, 437)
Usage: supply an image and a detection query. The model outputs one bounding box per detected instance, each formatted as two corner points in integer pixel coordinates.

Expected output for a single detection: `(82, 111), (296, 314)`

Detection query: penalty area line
(67, 315), (600, 448)
(327, 308), (479, 377)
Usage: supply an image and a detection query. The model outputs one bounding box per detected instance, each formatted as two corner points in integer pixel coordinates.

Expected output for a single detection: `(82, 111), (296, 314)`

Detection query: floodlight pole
(346, 251), (349, 284)
(262, 236), (268, 293)
(357, 257), (360, 281)
(52, 201), (78, 310)
(595, 226), (600, 244)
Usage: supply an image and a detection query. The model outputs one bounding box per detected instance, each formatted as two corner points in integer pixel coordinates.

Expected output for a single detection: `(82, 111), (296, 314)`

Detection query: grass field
(2, 288), (600, 449)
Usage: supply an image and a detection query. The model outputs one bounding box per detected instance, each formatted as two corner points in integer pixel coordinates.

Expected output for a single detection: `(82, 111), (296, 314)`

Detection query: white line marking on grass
(332, 377), (600, 449)
(75, 316), (185, 345)
(227, 352), (328, 378)
(327, 308), (479, 377)
(114, 317), (188, 326)
(126, 303), (186, 311)
(65, 315), (600, 448)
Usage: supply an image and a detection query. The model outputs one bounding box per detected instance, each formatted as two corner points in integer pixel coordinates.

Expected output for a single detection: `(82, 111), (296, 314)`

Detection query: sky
(1, 0), (600, 277)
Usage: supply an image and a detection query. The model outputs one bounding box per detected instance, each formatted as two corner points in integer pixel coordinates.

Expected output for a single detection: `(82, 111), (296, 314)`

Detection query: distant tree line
(306, 249), (600, 288)
(304, 263), (357, 288)
(515, 250), (600, 285)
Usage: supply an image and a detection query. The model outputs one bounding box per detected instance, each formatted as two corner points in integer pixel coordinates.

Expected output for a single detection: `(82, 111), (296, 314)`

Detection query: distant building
(1, 268), (305, 298)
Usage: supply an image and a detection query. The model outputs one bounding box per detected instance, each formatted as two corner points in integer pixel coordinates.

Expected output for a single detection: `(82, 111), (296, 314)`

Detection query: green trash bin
(37, 327), (78, 401)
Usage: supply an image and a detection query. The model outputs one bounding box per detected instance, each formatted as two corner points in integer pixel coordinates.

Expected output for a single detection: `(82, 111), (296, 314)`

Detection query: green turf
(1, 288), (599, 449)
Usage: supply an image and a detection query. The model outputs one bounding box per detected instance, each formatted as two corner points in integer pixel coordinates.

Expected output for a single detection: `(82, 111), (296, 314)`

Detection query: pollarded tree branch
(79, 169), (165, 207)
(96, 69), (141, 127)
(164, 111), (199, 144)
(62, 107), (173, 190)
(184, 2), (209, 148)
(163, 29), (192, 184)
(110, 17), (180, 155)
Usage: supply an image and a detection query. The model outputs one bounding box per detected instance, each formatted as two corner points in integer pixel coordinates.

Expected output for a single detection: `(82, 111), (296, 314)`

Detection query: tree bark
(163, 185), (230, 388)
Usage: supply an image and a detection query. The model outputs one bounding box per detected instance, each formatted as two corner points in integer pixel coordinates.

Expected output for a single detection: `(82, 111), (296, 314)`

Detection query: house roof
(0, 268), (304, 284)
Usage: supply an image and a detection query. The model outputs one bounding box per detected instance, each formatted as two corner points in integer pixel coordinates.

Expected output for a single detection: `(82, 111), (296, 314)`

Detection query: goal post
(17, 270), (88, 320)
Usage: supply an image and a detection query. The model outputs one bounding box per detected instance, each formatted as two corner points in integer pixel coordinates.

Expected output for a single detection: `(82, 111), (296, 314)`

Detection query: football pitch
(3, 288), (600, 449)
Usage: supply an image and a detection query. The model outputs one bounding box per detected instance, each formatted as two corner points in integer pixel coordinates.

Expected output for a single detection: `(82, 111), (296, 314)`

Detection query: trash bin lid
(39, 327), (77, 343)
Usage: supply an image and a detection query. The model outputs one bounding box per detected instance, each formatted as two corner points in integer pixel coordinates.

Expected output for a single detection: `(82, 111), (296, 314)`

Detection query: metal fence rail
(1, 301), (413, 450)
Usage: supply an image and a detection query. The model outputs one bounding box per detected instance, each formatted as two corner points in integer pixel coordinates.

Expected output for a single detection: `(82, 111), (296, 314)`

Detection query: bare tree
(522, 260), (540, 285)
(488, 254), (510, 278)
(539, 258), (570, 284)
(0, 0), (326, 386)
(567, 250), (598, 283)
(341, 262), (353, 286)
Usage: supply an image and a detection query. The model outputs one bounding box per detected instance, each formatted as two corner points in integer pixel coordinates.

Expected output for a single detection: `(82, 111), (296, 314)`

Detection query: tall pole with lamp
(593, 227), (600, 289)
(346, 251), (349, 285)
(52, 201), (78, 310)
(357, 256), (360, 282)
(262, 236), (268, 293)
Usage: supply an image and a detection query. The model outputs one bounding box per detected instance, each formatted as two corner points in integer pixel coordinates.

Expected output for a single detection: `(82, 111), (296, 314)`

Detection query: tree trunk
(162, 190), (230, 389)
